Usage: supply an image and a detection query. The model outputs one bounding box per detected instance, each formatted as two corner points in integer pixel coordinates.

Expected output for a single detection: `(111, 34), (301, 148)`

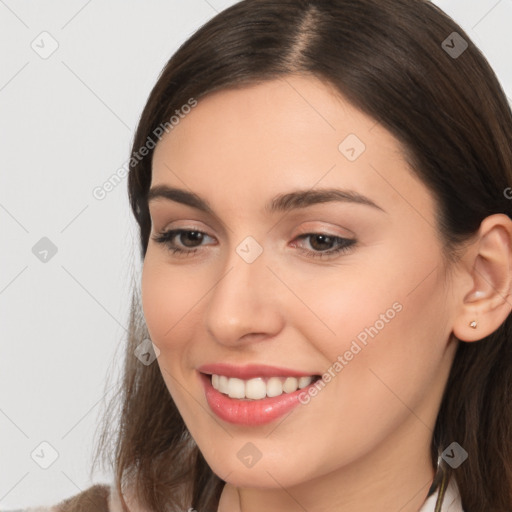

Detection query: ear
(452, 213), (512, 342)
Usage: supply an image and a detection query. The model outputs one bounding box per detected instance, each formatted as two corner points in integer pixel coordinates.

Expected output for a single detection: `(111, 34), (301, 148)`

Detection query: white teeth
(266, 377), (283, 397)
(218, 375), (229, 394)
(227, 378), (245, 399)
(298, 376), (313, 389)
(210, 374), (315, 400)
(245, 378), (267, 399)
(283, 376), (298, 393)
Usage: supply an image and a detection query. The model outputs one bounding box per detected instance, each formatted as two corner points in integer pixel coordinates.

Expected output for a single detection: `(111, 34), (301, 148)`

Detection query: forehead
(153, 75), (392, 164)
(150, 75), (434, 221)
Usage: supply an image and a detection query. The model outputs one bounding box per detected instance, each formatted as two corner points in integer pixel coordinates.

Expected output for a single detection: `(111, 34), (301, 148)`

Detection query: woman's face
(142, 75), (459, 496)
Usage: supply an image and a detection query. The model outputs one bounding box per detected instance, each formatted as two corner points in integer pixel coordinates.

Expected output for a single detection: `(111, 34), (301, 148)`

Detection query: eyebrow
(147, 185), (386, 214)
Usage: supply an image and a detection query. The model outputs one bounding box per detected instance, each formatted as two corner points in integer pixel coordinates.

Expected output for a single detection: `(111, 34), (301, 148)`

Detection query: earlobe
(452, 214), (512, 342)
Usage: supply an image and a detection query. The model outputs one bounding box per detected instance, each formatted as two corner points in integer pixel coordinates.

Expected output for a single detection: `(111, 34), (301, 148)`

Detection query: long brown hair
(92, 1), (512, 510)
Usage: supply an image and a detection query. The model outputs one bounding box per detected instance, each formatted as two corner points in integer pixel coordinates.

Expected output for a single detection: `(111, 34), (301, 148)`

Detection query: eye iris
(181, 231), (203, 247)
(309, 234), (333, 251)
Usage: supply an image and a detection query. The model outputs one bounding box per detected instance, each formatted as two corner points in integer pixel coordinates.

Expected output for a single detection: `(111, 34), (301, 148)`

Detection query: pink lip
(197, 362), (316, 379)
(198, 369), (320, 426)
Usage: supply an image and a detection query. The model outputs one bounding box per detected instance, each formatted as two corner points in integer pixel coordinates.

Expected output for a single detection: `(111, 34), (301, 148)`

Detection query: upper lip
(197, 363), (319, 380)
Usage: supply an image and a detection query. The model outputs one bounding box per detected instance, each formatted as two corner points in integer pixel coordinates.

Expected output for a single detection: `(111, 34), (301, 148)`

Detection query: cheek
(278, 263), (449, 468)
(141, 260), (168, 341)
(280, 255), (406, 362)
(141, 258), (204, 407)
(292, 241), (450, 397)
(141, 257), (199, 350)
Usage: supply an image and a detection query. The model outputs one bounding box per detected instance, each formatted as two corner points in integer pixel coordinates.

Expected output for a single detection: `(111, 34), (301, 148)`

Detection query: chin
(202, 449), (314, 489)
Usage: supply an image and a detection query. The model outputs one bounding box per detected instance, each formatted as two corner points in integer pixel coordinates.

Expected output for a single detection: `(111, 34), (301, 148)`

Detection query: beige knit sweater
(0, 481), (145, 512)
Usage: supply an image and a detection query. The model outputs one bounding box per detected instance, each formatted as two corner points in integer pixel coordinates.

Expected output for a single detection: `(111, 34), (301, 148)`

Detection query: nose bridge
(203, 234), (283, 344)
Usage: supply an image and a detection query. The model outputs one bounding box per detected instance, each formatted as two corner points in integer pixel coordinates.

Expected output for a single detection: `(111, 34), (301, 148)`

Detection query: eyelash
(151, 228), (356, 260)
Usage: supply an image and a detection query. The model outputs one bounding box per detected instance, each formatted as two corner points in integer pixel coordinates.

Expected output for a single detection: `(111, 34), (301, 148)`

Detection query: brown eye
(292, 233), (356, 260)
(175, 230), (205, 248)
(152, 229), (214, 256)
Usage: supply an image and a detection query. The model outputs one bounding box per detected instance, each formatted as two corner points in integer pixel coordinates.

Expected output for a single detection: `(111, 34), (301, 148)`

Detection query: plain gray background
(1, 0), (511, 508)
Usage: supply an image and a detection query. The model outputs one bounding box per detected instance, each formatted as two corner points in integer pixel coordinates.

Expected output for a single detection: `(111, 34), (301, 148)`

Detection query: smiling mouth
(207, 373), (322, 400)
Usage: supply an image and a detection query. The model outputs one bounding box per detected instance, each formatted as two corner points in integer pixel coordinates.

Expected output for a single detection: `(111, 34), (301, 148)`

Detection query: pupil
(311, 234), (332, 251)
(183, 231), (202, 247)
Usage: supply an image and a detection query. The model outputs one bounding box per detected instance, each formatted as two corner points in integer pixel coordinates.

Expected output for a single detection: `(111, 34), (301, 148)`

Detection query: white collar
(419, 476), (464, 512)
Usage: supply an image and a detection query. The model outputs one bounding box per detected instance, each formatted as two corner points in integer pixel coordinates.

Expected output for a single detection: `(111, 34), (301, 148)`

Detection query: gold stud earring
(469, 320), (477, 329)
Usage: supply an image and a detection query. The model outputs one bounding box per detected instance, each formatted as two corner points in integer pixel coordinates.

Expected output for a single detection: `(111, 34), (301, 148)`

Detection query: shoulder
(56, 480), (148, 512)
(53, 484), (111, 512)
(1, 484), (112, 512)
(4, 480), (173, 512)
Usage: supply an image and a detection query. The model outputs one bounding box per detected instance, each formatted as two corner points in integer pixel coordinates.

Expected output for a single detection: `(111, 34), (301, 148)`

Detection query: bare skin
(141, 74), (512, 512)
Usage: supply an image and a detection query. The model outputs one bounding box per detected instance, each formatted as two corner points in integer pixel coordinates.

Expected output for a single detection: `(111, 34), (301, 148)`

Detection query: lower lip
(200, 372), (317, 426)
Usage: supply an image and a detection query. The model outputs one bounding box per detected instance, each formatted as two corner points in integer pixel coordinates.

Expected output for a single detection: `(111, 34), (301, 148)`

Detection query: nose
(203, 238), (284, 347)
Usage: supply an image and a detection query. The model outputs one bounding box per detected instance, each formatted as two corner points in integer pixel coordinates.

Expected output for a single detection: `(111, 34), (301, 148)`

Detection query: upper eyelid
(152, 215), (356, 236)
(155, 223), (352, 235)
(149, 211), (232, 237)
